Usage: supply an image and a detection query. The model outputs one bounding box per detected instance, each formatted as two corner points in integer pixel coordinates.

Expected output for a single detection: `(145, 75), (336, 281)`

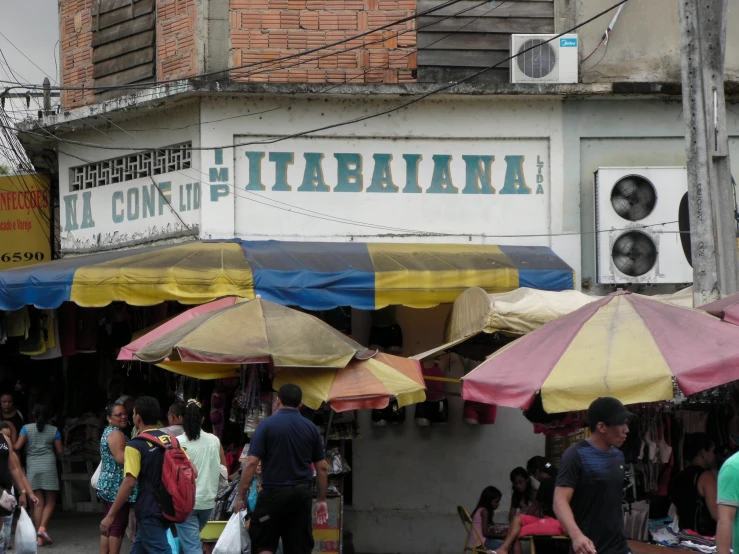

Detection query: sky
(0, 0), (59, 165)
(0, 0), (60, 98)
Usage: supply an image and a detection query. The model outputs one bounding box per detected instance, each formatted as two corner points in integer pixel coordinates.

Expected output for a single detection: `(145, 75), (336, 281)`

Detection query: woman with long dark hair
(468, 486), (504, 551)
(495, 457), (563, 554)
(176, 399), (226, 554)
(509, 466), (538, 522)
(98, 403), (137, 554)
(14, 404), (62, 547)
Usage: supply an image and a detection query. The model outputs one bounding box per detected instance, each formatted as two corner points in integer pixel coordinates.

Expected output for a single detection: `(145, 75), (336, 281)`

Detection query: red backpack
(137, 433), (196, 523)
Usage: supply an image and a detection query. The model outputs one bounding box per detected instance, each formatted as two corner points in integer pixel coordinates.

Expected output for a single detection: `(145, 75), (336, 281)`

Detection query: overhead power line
(48, 0), (507, 134)
(2, 0), (468, 96)
(11, 0), (630, 154)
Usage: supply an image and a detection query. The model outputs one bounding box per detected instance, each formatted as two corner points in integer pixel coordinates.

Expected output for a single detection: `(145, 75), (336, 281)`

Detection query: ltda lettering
(240, 152), (545, 195)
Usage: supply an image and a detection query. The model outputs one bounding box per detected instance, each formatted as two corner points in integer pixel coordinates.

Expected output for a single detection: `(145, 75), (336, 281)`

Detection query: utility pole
(678, 0), (738, 307)
(42, 78), (51, 116)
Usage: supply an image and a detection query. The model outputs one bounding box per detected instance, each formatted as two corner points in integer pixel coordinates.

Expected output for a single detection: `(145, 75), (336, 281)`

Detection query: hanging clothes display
(5, 307), (30, 338)
(371, 399), (405, 426)
(58, 302), (77, 356)
(76, 308), (100, 353)
(414, 363), (448, 427)
(31, 310), (61, 360)
(18, 308), (48, 356)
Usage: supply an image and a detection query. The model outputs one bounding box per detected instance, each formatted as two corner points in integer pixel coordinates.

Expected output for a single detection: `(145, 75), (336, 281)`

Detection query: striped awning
(0, 240), (575, 311)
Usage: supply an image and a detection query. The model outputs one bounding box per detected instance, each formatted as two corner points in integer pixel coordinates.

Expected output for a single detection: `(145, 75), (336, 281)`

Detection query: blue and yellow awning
(0, 240), (574, 311)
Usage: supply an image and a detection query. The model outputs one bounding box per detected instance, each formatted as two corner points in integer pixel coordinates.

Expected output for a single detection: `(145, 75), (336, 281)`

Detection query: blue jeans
(175, 508), (213, 554)
(130, 515), (172, 554)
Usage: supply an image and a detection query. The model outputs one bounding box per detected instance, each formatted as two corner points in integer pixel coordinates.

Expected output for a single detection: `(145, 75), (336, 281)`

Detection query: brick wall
(157, 0), (198, 80)
(59, 0), (407, 110)
(230, 0), (417, 84)
(59, 0), (198, 109)
(60, 0), (95, 108)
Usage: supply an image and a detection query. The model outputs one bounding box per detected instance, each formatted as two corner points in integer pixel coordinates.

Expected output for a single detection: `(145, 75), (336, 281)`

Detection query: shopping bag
(91, 461), (102, 489)
(0, 489), (17, 512)
(14, 507), (37, 554)
(213, 512), (246, 554)
(167, 528), (180, 554)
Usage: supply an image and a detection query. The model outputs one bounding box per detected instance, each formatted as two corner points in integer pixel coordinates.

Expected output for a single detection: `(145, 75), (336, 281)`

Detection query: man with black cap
(554, 397), (632, 554)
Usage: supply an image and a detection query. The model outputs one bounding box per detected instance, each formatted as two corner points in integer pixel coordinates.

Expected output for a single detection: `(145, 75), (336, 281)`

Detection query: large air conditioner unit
(594, 167), (692, 285)
(510, 34), (579, 84)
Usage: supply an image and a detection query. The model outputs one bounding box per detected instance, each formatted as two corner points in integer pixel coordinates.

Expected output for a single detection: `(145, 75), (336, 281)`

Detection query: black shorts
(249, 484), (314, 554)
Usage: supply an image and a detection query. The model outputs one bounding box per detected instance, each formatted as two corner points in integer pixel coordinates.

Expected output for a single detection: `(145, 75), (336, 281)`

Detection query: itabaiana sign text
(229, 137), (550, 239)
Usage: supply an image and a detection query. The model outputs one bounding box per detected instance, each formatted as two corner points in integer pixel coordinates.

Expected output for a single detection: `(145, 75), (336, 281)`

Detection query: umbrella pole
(324, 405), (334, 448)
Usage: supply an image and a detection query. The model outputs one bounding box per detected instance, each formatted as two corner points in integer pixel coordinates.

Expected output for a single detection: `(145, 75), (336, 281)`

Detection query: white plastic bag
(91, 461), (102, 489)
(14, 507), (37, 554)
(213, 512), (244, 554)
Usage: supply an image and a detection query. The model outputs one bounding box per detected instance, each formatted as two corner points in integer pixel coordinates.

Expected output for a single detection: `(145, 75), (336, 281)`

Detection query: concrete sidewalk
(16, 512), (131, 553)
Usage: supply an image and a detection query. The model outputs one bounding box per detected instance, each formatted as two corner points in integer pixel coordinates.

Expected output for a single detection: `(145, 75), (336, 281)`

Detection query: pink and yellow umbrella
(462, 291), (739, 414)
(118, 296), (241, 379)
(273, 352), (426, 412)
(121, 299), (426, 409)
(700, 293), (739, 325)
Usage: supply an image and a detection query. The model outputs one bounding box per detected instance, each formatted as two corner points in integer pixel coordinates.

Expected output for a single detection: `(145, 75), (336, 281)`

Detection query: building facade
(11, 0), (739, 552)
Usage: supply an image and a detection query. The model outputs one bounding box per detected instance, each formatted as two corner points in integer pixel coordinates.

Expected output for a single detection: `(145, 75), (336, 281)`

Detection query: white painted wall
(347, 305), (544, 554)
(197, 95), (581, 277)
(562, 98), (739, 291)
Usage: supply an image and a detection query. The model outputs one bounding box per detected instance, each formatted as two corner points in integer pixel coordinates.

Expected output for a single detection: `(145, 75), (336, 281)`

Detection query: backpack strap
(137, 432), (180, 449)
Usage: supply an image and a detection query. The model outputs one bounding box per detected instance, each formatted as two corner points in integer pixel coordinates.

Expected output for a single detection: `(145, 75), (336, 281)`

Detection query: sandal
(37, 531), (52, 545)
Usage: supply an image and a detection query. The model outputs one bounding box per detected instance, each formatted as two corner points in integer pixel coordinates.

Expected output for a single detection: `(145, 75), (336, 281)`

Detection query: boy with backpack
(101, 396), (197, 554)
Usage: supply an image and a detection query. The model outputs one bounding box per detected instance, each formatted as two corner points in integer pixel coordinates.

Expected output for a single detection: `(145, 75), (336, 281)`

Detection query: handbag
(0, 489), (16, 513)
(90, 461), (102, 490)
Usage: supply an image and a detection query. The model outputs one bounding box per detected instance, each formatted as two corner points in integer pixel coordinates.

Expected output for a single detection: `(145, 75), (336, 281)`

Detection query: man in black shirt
(234, 385), (329, 554)
(554, 397), (632, 554)
(494, 457), (562, 554)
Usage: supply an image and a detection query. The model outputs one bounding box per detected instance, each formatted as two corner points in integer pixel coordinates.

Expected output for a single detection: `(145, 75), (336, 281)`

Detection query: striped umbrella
(461, 290), (739, 414)
(700, 292), (739, 325)
(273, 352), (426, 412)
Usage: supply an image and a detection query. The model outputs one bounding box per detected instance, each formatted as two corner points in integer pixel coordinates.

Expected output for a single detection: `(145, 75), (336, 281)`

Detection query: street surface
(19, 513), (131, 553)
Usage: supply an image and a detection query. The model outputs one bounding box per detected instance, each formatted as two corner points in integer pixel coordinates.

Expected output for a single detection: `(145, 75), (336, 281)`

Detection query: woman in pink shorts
(494, 457), (564, 554)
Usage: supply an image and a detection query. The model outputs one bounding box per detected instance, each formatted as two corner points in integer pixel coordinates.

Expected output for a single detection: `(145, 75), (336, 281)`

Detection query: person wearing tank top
(670, 433), (718, 536)
(0, 424), (36, 554)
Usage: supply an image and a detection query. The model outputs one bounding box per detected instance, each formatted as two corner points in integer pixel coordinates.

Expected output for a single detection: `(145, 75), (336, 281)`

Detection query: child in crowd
(468, 486), (505, 551)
